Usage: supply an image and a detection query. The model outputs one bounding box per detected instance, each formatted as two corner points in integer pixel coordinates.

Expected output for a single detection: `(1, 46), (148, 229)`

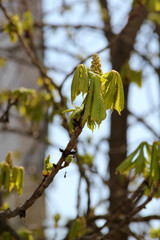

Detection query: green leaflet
(82, 78), (94, 125)
(78, 64), (89, 95)
(113, 71), (124, 115)
(71, 66), (81, 103)
(12, 167), (19, 187)
(71, 64), (89, 103)
(102, 70), (124, 115)
(135, 146), (146, 175)
(13, 166), (24, 195)
(150, 142), (160, 183)
(91, 75), (106, 125)
(17, 167), (24, 195)
(117, 141), (160, 191)
(3, 164), (10, 191)
(102, 72), (117, 110)
(87, 116), (96, 131)
(116, 146), (140, 173)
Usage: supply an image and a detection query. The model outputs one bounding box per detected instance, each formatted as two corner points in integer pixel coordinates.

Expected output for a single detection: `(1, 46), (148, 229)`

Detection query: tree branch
(0, 122), (83, 219)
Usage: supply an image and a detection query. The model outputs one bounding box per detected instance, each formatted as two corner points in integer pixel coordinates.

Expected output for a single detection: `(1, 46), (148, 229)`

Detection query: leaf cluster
(0, 88), (52, 123)
(69, 54), (124, 131)
(117, 141), (160, 196)
(4, 11), (33, 43)
(0, 152), (24, 195)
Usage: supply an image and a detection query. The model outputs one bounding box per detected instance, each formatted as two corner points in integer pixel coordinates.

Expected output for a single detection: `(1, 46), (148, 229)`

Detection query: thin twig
(0, 98), (18, 123)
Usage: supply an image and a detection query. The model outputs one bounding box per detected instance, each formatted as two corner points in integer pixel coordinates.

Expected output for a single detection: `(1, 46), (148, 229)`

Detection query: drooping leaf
(82, 78), (94, 125)
(102, 71), (117, 110)
(113, 71), (124, 115)
(91, 75), (106, 125)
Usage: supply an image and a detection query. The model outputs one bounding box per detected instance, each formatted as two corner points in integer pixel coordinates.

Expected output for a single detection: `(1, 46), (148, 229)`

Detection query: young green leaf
(135, 146), (146, 175)
(78, 64), (89, 95)
(150, 142), (160, 183)
(102, 71), (117, 110)
(3, 163), (10, 191)
(17, 167), (24, 195)
(82, 77), (94, 125)
(90, 75), (106, 125)
(71, 66), (81, 103)
(116, 146), (140, 173)
(113, 71), (124, 115)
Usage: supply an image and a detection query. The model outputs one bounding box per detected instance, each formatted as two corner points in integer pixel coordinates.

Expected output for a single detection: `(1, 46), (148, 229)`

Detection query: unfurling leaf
(43, 155), (53, 176)
(64, 106), (83, 132)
